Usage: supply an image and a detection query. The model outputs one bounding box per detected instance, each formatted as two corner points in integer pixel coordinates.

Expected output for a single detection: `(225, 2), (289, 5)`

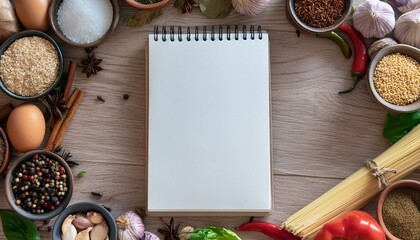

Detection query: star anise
(54, 146), (78, 167)
(46, 90), (67, 121)
(182, 0), (197, 13)
(158, 218), (180, 240)
(80, 53), (103, 78)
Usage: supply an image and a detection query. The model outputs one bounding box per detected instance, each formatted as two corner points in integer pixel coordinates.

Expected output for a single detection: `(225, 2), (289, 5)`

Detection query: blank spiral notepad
(146, 25), (272, 216)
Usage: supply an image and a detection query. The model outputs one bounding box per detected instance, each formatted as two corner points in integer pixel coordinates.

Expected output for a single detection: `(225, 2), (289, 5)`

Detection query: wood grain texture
(0, 0), (419, 239)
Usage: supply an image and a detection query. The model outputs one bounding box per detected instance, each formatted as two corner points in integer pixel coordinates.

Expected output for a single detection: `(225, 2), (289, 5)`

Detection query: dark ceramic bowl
(52, 202), (118, 240)
(5, 150), (73, 221)
(49, 0), (119, 48)
(123, 0), (172, 11)
(367, 44), (420, 113)
(377, 179), (420, 240)
(0, 127), (10, 174)
(286, 0), (353, 34)
(0, 30), (63, 101)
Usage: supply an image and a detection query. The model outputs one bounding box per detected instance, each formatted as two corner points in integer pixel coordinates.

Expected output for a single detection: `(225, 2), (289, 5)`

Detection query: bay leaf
(125, 10), (163, 28)
(0, 210), (40, 240)
(199, 0), (232, 19)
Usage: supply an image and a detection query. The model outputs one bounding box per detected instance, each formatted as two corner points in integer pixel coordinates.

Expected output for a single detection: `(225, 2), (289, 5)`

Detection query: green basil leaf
(0, 210), (40, 240)
(383, 111), (420, 144)
(199, 0), (232, 18)
(188, 227), (241, 240)
(125, 10), (163, 28)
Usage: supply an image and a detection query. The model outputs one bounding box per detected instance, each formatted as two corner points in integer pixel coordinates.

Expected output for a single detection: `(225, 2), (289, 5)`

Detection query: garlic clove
(76, 227), (93, 240)
(232, 0), (270, 16)
(179, 226), (194, 240)
(72, 213), (95, 230)
(87, 211), (104, 224)
(90, 220), (109, 240)
(62, 223), (77, 240)
(353, 0), (395, 38)
(62, 214), (76, 235)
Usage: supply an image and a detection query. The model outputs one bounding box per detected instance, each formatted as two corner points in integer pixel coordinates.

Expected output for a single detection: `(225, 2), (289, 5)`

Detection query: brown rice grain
(373, 53), (420, 106)
(0, 36), (59, 97)
(294, 0), (345, 28)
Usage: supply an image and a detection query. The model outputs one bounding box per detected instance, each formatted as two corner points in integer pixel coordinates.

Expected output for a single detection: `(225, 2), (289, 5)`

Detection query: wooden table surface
(1, 0), (419, 239)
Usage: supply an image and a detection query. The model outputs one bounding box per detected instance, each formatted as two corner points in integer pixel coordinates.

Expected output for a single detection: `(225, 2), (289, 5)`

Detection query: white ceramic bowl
(367, 44), (420, 113)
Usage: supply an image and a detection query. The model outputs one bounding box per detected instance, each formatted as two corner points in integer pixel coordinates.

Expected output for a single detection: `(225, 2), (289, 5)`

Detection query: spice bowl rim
(0, 127), (10, 174)
(123, 0), (172, 11)
(0, 30), (64, 101)
(4, 150), (74, 221)
(367, 44), (420, 113)
(52, 201), (118, 240)
(376, 179), (420, 240)
(286, 0), (353, 34)
(49, 0), (120, 48)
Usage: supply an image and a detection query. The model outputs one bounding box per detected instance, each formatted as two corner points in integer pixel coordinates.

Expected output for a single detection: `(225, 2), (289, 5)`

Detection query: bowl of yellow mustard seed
(0, 30), (63, 101)
(367, 44), (420, 113)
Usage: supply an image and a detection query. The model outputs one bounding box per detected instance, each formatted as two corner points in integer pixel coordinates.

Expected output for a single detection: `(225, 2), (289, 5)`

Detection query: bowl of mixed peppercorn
(5, 150), (73, 221)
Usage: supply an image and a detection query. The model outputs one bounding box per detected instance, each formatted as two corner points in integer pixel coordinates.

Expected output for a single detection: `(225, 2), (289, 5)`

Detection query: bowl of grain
(367, 44), (420, 113)
(0, 30), (63, 101)
(49, 0), (119, 48)
(286, 0), (353, 34)
(377, 179), (420, 240)
(123, 0), (172, 11)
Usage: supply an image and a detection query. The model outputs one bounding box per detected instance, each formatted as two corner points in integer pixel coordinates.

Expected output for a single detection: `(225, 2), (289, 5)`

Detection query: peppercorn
(11, 154), (69, 215)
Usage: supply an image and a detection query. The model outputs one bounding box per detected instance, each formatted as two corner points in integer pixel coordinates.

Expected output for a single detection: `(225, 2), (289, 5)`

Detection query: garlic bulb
(353, 0), (395, 38)
(116, 211), (145, 240)
(144, 231), (160, 240)
(232, 0), (270, 16)
(389, 0), (420, 13)
(394, 9), (420, 48)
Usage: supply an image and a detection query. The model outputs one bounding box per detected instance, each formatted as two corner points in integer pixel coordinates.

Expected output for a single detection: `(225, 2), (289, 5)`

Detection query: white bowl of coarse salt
(49, 0), (119, 47)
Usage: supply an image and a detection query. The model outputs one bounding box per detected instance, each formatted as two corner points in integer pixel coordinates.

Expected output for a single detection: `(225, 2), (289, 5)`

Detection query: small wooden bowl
(377, 179), (420, 240)
(123, 0), (172, 11)
(0, 127), (10, 174)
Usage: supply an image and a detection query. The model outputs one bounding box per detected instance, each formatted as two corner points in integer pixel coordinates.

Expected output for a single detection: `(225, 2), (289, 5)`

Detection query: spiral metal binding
(153, 25), (264, 42)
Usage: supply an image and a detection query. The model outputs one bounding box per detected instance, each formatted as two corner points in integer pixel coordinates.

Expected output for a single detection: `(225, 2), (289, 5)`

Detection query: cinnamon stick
(44, 88), (80, 151)
(63, 61), (77, 100)
(51, 90), (85, 150)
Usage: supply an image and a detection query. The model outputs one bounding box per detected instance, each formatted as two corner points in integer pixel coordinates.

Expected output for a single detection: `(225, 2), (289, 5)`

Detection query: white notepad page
(147, 27), (271, 216)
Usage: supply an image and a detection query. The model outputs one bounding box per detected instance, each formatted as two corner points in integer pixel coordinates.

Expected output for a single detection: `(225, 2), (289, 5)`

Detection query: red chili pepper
(236, 221), (300, 240)
(314, 210), (386, 240)
(338, 23), (369, 94)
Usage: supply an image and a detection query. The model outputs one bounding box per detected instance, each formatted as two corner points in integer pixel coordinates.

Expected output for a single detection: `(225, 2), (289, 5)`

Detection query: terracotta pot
(0, 127), (10, 174)
(123, 0), (172, 11)
(377, 179), (420, 240)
